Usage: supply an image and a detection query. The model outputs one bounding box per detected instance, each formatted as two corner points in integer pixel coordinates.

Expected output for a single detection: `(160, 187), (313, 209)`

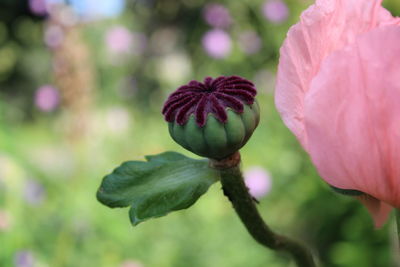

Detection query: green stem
(215, 155), (316, 267)
(396, 209), (400, 251)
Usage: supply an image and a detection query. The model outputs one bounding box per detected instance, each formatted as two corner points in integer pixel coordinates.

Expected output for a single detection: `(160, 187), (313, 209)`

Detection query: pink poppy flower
(275, 0), (400, 227)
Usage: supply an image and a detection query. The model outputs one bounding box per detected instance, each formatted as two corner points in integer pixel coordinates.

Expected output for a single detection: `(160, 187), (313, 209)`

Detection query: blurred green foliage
(1, 0), (399, 266)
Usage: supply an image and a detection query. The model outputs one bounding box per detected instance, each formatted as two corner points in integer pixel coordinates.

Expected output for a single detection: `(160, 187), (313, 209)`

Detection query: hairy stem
(213, 153), (316, 267)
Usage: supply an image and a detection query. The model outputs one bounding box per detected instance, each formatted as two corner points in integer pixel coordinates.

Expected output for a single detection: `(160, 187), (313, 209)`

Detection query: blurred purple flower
(202, 29), (232, 59)
(14, 251), (35, 267)
(105, 26), (133, 54)
(238, 31), (262, 55)
(44, 25), (64, 48)
(203, 3), (232, 28)
(244, 167), (272, 199)
(29, 0), (47, 16)
(34, 85), (60, 112)
(24, 179), (46, 205)
(262, 0), (289, 24)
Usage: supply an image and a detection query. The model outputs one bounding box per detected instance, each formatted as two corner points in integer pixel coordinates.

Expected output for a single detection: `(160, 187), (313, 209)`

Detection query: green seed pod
(162, 76), (260, 160)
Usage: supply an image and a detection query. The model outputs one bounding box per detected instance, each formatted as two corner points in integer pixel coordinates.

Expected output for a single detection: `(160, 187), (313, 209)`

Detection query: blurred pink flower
(275, 0), (400, 227)
(44, 25), (64, 49)
(34, 85), (60, 112)
(202, 29), (232, 59)
(0, 210), (11, 231)
(29, 0), (47, 16)
(203, 3), (232, 28)
(105, 26), (133, 54)
(121, 260), (144, 267)
(238, 31), (262, 55)
(244, 167), (272, 199)
(262, 0), (289, 24)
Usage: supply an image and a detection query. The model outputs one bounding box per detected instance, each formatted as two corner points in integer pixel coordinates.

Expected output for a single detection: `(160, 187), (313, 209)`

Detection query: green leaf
(144, 151), (188, 163)
(97, 151), (219, 225)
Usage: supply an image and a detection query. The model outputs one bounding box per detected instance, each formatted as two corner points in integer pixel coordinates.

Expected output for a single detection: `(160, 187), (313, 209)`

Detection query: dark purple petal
(163, 95), (194, 121)
(176, 96), (202, 125)
(219, 89), (255, 104)
(221, 83), (256, 92)
(214, 92), (244, 112)
(214, 76), (253, 87)
(211, 76), (226, 87)
(195, 95), (209, 127)
(203, 77), (213, 89)
(162, 93), (192, 113)
(162, 75), (257, 126)
(209, 94), (228, 122)
(176, 85), (203, 93)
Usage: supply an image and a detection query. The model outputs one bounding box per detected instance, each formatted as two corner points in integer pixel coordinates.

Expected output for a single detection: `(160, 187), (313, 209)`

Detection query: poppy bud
(162, 76), (260, 160)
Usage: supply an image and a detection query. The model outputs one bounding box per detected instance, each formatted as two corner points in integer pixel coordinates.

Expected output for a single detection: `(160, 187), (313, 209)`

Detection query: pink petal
(304, 26), (400, 214)
(356, 195), (392, 228)
(275, 0), (398, 149)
